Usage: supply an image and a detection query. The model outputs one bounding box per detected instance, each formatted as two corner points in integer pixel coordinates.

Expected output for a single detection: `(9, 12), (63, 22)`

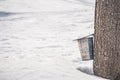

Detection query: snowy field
(0, 0), (108, 80)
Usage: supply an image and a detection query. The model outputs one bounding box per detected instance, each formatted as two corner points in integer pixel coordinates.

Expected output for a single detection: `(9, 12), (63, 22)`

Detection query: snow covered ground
(0, 0), (108, 80)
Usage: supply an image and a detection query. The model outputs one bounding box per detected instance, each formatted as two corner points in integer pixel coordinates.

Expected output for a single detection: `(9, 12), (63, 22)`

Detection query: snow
(0, 0), (108, 80)
(77, 60), (93, 75)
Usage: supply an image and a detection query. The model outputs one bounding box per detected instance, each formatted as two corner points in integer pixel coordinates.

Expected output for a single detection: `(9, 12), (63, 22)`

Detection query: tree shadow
(0, 11), (16, 17)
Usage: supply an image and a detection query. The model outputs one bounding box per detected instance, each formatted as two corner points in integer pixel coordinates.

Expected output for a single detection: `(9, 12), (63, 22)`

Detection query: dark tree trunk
(94, 0), (120, 80)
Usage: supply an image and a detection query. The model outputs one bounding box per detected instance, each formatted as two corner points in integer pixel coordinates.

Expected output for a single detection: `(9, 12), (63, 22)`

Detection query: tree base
(114, 73), (120, 80)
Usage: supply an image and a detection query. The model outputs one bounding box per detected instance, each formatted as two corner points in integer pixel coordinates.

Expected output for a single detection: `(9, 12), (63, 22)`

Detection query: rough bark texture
(94, 0), (120, 80)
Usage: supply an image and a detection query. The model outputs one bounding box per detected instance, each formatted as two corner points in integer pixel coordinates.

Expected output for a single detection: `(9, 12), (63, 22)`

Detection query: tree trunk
(94, 0), (120, 80)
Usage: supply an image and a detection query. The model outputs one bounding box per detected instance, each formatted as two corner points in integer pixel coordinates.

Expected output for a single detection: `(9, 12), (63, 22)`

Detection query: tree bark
(94, 0), (120, 80)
